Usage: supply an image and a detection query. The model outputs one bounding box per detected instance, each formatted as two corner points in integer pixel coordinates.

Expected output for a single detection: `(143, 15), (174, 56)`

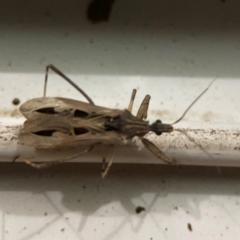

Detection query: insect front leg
(43, 64), (94, 105)
(16, 146), (94, 169)
(128, 89), (137, 113)
(141, 138), (176, 165)
(135, 94), (175, 164)
(136, 94), (151, 120)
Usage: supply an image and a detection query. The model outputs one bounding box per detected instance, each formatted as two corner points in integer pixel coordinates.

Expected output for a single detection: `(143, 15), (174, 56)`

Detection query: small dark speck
(135, 206), (145, 214)
(23, 227), (26, 230)
(61, 228), (65, 232)
(44, 212), (47, 216)
(173, 206), (178, 210)
(78, 199), (81, 203)
(12, 98), (20, 105)
(221, 0), (226, 2)
(226, 226), (229, 230)
(188, 223), (192, 232)
(165, 228), (168, 231)
(82, 185), (86, 189)
(65, 217), (69, 220)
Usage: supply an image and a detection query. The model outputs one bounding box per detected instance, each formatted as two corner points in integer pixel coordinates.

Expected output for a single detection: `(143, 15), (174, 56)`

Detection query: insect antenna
(168, 78), (217, 159)
(171, 78), (216, 125)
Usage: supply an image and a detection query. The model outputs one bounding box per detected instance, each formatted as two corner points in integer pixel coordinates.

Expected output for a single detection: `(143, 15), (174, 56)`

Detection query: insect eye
(156, 119), (162, 124)
(74, 110), (89, 118)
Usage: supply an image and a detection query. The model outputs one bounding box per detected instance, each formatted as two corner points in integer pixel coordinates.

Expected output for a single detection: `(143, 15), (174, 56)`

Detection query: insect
(17, 64), (215, 178)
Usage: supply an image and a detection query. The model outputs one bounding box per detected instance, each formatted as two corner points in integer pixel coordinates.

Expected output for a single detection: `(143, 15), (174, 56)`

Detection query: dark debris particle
(12, 98), (20, 105)
(44, 212), (47, 216)
(87, 0), (115, 23)
(135, 206), (145, 214)
(61, 228), (65, 232)
(188, 223), (192, 232)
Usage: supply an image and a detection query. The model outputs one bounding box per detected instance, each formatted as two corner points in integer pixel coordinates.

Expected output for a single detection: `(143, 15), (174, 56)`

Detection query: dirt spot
(135, 206), (145, 214)
(202, 111), (217, 122)
(188, 223), (192, 232)
(12, 98), (20, 106)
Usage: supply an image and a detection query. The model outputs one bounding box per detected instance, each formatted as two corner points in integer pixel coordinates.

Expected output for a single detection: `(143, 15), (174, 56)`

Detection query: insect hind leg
(16, 146), (94, 169)
(44, 64), (94, 105)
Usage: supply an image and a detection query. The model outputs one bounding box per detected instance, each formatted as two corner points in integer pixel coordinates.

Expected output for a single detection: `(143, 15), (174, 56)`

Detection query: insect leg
(101, 148), (117, 178)
(18, 146), (94, 169)
(102, 157), (106, 173)
(141, 138), (176, 165)
(128, 89), (137, 113)
(136, 95), (151, 119)
(101, 88), (135, 177)
(44, 64), (95, 105)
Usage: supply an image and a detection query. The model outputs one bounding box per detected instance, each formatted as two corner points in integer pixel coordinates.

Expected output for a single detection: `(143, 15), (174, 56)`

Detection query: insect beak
(149, 120), (173, 136)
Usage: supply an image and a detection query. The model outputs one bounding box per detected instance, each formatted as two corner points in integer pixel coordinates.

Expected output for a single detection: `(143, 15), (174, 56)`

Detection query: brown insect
(17, 65), (214, 178)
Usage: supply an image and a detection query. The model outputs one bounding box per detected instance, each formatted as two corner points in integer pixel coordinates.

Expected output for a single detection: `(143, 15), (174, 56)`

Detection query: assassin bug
(17, 65), (214, 178)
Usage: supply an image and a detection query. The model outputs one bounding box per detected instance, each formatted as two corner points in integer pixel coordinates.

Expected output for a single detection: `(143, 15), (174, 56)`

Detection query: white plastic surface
(0, 0), (240, 239)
